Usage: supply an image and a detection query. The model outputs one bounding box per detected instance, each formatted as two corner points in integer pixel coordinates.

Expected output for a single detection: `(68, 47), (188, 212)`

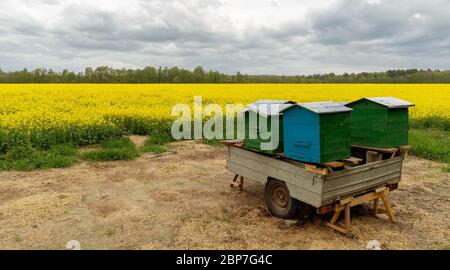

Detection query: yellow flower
(0, 84), (448, 146)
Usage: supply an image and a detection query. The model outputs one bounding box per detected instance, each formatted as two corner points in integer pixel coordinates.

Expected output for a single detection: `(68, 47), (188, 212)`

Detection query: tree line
(0, 66), (450, 83)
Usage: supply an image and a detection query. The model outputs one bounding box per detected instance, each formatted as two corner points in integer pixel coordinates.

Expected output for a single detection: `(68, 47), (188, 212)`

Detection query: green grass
(142, 144), (168, 154)
(0, 144), (77, 171)
(408, 119), (449, 171)
(0, 117), (449, 172)
(410, 116), (450, 131)
(202, 138), (223, 147)
(82, 138), (139, 162)
(409, 129), (450, 163)
(141, 132), (171, 154)
(442, 165), (450, 173)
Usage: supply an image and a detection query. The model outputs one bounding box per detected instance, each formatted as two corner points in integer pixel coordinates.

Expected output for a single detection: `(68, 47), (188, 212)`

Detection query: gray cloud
(0, 0), (449, 74)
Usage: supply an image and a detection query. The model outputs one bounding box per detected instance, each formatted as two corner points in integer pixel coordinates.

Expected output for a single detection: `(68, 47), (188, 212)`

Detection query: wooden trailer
(223, 140), (407, 235)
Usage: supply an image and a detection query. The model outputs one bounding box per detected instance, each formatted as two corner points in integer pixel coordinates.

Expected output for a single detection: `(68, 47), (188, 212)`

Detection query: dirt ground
(0, 140), (449, 250)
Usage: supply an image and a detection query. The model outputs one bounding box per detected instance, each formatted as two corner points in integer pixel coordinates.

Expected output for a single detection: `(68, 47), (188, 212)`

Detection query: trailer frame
(224, 141), (405, 234)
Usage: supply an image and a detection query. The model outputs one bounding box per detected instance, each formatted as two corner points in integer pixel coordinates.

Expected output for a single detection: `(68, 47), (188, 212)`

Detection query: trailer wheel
(264, 179), (298, 219)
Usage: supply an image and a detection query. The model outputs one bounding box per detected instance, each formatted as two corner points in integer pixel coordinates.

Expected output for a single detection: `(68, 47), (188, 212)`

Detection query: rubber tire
(264, 179), (298, 219)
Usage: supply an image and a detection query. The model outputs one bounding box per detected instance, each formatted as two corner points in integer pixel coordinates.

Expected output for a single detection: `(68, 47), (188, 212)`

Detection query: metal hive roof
(347, 97), (415, 108)
(239, 100), (295, 116)
(252, 99), (294, 105)
(281, 101), (352, 114)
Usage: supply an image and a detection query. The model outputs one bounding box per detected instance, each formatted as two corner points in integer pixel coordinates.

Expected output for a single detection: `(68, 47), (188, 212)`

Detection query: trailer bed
(226, 145), (404, 208)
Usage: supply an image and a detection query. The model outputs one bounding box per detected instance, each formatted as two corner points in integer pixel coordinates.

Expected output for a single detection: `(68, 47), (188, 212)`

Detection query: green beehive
(346, 97), (415, 148)
(240, 100), (295, 154)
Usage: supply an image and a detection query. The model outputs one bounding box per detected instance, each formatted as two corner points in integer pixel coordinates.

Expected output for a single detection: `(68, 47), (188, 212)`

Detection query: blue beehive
(281, 102), (353, 164)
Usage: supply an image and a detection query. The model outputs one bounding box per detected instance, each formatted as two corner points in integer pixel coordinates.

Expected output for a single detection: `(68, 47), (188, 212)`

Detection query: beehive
(240, 100), (295, 154)
(281, 101), (353, 164)
(346, 97), (415, 148)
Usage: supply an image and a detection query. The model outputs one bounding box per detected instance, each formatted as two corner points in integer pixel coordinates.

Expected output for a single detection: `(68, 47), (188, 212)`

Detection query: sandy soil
(0, 140), (448, 250)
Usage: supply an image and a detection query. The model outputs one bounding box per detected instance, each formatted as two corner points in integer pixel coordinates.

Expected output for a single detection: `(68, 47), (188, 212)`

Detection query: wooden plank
(305, 164), (328, 175)
(399, 145), (413, 151)
(326, 223), (348, 234)
(343, 157), (363, 165)
(352, 144), (399, 154)
(366, 150), (383, 163)
(334, 190), (384, 212)
(324, 161), (345, 168)
(347, 192), (380, 208)
(339, 196), (354, 206)
(375, 187), (388, 193)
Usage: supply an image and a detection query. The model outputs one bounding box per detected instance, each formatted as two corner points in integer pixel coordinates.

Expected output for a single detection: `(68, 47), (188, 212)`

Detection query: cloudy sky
(0, 0), (449, 74)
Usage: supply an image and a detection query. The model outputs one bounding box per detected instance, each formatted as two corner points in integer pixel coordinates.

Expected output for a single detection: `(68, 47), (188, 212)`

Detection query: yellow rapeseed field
(0, 84), (449, 148)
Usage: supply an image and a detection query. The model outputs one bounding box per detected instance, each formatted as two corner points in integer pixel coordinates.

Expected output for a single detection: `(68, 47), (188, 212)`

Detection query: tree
(193, 66), (205, 83)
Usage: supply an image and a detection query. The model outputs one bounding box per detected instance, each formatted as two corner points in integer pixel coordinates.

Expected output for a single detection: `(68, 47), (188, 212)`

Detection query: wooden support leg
(373, 198), (379, 216)
(230, 174), (238, 188)
(326, 187), (396, 236)
(326, 208), (348, 234)
(380, 191), (395, 223)
(238, 176), (244, 191)
(330, 209), (341, 224)
(344, 204), (351, 230)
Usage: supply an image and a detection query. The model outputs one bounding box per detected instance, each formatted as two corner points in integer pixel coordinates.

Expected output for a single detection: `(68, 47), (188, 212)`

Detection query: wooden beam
(305, 164), (328, 175)
(339, 196), (354, 206)
(326, 223), (348, 235)
(343, 157), (363, 166)
(326, 186), (396, 235)
(238, 176), (244, 191)
(344, 204), (351, 229)
(336, 191), (382, 211)
(324, 161), (345, 168)
(373, 198), (379, 215)
(329, 209), (342, 224)
(399, 145), (413, 151)
(352, 145), (399, 154)
(366, 150), (383, 163)
(375, 187), (388, 193)
(380, 191), (395, 223)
